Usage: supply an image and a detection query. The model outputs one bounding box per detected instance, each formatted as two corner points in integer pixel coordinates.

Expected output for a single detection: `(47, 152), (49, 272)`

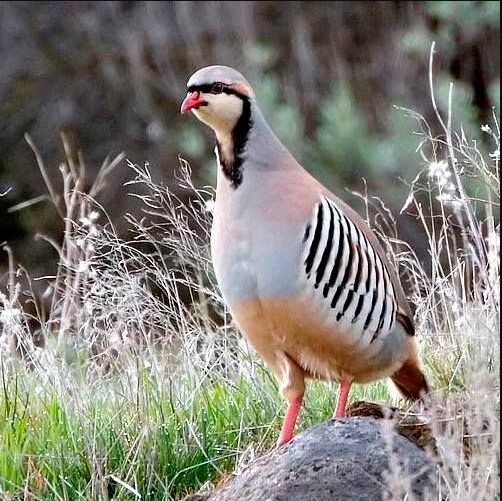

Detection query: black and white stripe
(302, 197), (397, 342)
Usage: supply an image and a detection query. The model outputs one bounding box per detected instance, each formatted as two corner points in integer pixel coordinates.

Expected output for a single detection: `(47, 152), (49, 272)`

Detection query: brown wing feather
(391, 360), (429, 400)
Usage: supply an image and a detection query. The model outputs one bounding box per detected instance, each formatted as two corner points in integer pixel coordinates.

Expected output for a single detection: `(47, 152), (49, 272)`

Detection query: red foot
(277, 394), (303, 447)
(333, 380), (352, 418)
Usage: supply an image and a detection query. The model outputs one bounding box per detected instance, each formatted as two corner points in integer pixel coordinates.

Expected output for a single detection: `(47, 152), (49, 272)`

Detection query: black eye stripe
(187, 83), (246, 98)
(187, 84), (214, 93)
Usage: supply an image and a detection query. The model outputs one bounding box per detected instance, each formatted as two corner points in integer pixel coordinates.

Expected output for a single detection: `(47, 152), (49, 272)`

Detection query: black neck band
(217, 96), (252, 188)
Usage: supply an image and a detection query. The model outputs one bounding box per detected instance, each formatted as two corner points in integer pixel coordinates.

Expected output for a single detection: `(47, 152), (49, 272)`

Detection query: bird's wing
(301, 195), (414, 342)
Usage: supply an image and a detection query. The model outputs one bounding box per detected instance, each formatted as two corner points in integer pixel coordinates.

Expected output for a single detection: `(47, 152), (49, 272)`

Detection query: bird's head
(180, 66), (253, 134)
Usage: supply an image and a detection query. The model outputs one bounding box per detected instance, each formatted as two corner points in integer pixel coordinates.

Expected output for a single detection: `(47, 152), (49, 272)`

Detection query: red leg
(277, 394), (303, 447)
(333, 380), (352, 418)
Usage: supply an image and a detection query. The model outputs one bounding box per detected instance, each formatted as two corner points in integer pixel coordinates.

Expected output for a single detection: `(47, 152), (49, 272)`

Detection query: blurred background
(0, 1), (500, 285)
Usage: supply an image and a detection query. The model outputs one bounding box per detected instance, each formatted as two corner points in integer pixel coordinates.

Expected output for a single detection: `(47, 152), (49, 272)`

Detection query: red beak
(180, 91), (205, 114)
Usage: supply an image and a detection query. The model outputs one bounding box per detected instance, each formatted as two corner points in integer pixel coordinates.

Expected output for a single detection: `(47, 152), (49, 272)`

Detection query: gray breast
(210, 199), (304, 304)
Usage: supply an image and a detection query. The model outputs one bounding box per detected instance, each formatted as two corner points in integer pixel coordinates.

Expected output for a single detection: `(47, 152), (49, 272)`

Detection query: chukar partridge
(181, 66), (428, 447)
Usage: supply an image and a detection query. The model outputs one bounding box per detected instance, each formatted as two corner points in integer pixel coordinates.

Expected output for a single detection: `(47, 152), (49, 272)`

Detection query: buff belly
(229, 294), (410, 387)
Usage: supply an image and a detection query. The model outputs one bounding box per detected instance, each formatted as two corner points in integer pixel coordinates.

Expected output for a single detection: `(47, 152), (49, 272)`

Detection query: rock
(346, 401), (437, 453)
(207, 417), (437, 501)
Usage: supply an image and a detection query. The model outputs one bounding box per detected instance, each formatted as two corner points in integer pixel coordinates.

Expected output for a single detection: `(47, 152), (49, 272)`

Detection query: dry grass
(0, 52), (499, 499)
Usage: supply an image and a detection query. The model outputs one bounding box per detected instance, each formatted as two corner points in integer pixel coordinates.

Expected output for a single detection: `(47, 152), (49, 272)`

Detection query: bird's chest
(210, 191), (303, 305)
(211, 215), (258, 303)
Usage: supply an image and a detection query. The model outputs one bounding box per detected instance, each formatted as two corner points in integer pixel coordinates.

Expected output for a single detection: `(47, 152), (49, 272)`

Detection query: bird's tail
(391, 360), (429, 401)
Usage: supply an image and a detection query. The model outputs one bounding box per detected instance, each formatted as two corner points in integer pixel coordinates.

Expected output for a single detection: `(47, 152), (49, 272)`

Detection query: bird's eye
(212, 82), (224, 94)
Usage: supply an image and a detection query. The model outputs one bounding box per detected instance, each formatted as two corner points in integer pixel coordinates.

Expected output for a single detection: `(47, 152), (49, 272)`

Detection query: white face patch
(192, 93), (243, 134)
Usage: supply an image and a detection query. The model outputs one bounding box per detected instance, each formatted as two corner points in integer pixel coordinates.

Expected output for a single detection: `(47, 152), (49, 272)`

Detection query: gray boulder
(207, 417), (436, 501)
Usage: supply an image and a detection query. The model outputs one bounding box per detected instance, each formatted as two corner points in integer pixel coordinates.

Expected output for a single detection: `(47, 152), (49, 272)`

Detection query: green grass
(0, 356), (393, 499)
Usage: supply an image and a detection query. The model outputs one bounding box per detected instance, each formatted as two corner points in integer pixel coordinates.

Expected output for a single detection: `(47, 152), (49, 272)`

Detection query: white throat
(215, 130), (235, 168)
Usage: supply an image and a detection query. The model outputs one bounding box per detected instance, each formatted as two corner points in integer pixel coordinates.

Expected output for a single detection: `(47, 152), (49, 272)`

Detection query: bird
(180, 66), (429, 447)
